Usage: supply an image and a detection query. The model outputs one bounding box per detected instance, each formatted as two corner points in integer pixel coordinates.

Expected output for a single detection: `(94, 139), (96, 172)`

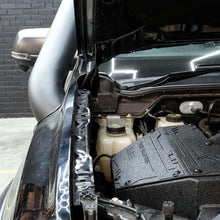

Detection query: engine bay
(74, 76), (220, 220)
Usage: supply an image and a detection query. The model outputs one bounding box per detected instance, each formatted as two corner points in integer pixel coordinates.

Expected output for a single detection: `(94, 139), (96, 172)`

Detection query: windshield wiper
(195, 64), (220, 71)
(123, 66), (220, 90)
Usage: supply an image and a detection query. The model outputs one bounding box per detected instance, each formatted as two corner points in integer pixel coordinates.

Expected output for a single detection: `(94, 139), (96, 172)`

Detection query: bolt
(162, 201), (175, 220)
(173, 171), (181, 177)
(194, 168), (202, 173)
(205, 142), (212, 146)
(114, 176), (120, 181)
(136, 212), (144, 219)
(124, 180), (131, 186)
(95, 165), (101, 172)
(126, 199), (133, 208)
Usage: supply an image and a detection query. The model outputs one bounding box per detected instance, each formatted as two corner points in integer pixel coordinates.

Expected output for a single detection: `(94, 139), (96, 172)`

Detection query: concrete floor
(0, 118), (36, 195)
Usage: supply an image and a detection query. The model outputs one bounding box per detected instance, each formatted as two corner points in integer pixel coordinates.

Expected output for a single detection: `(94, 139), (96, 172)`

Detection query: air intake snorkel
(28, 0), (77, 121)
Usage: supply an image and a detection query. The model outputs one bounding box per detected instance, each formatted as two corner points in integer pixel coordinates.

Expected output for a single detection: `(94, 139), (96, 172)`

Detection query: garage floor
(0, 118), (36, 195)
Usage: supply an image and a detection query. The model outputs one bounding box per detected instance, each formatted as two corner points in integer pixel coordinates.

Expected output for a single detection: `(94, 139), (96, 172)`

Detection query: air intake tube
(28, 0), (77, 121)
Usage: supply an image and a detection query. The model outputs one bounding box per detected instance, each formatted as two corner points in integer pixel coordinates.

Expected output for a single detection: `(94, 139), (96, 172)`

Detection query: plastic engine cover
(111, 125), (220, 219)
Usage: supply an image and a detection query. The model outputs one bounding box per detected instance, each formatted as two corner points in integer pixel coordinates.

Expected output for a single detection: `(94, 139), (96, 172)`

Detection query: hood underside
(80, 0), (220, 63)
(94, 0), (220, 41)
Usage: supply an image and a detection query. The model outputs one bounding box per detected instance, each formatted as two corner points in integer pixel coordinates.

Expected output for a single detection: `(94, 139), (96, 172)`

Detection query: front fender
(0, 82), (76, 220)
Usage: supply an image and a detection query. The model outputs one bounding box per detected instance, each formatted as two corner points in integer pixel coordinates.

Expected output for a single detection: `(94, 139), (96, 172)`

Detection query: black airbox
(111, 125), (220, 219)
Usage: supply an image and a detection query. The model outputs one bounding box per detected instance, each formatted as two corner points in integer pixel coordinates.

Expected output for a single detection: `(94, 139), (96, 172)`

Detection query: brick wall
(0, 0), (61, 118)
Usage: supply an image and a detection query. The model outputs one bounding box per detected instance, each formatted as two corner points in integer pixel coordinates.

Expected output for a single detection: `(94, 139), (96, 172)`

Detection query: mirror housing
(11, 28), (49, 72)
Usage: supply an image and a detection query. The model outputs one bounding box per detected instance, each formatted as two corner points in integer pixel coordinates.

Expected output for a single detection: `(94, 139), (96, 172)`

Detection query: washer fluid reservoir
(96, 115), (136, 181)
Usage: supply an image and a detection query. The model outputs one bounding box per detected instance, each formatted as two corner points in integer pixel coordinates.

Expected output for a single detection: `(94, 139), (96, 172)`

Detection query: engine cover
(111, 125), (220, 219)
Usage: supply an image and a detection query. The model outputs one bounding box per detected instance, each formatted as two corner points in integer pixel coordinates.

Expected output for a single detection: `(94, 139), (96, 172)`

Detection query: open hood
(75, 0), (220, 64)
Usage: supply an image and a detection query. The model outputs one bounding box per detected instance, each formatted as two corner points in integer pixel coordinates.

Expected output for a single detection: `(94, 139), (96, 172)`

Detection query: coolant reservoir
(155, 114), (184, 128)
(96, 115), (136, 181)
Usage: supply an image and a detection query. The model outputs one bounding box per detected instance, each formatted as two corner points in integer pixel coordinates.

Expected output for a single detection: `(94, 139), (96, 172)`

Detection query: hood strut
(28, 0), (77, 121)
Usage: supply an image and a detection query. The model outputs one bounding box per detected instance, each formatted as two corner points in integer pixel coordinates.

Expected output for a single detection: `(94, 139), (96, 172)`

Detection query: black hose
(198, 119), (212, 137)
(208, 99), (220, 125)
(139, 120), (148, 135)
(191, 107), (220, 118)
(93, 154), (112, 168)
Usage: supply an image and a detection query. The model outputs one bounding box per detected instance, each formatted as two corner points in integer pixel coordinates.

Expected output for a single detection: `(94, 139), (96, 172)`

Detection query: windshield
(99, 41), (220, 81)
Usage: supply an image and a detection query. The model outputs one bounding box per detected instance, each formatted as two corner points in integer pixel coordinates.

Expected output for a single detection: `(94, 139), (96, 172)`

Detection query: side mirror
(11, 28), (49, 72)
